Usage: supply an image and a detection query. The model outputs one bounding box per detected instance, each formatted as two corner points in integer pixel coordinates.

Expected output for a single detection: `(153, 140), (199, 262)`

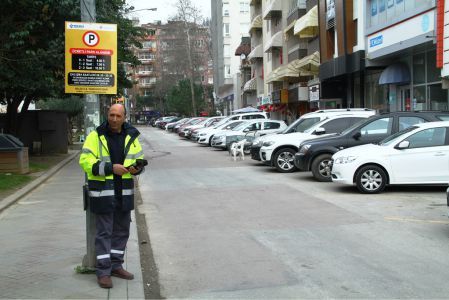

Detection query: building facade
(211, 0), (251, 114)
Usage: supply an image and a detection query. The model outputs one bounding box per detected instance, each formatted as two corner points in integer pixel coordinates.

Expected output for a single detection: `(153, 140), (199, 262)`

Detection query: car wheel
(311, 154), (333, 182)
(208, 135), (214, 146)
(273, 148), (297, 173)
(355, 165), (387, 194)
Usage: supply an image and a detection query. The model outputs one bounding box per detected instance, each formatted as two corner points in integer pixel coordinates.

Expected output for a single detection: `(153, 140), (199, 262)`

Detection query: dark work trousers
(95, 209), (131, 277)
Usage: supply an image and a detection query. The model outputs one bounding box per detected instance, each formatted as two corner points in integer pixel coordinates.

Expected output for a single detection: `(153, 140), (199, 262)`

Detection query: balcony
(294, 5), (318, 38)
(249, 14), (262, 32)
(248, 44), (263, 60)
(288, 48), (308, 63)
(264, 31), (283, 53)
(243, 77), (257, 93)
(263, 0), (282, 20)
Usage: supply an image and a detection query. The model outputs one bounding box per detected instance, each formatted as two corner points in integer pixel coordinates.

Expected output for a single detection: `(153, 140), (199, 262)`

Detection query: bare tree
(171, 0), (203, 116)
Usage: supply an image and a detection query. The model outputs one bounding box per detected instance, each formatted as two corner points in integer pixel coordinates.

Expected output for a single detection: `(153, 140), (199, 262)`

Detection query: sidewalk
(0, 153), (144, 299)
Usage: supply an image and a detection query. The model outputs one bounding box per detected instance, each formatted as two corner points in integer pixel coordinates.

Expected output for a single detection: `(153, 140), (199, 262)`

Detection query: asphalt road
(137, 126), (449, 299)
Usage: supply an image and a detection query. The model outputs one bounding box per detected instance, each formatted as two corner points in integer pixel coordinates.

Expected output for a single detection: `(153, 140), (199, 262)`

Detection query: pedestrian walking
(79, 104), (145, 289)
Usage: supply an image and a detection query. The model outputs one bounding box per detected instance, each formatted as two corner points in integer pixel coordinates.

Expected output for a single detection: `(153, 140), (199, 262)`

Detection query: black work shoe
(97, 275), (113, 288)
(111, 268), (134, 280)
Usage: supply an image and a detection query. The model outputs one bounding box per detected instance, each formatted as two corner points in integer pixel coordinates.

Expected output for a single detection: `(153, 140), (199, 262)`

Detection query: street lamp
(125, 7), (157, 14)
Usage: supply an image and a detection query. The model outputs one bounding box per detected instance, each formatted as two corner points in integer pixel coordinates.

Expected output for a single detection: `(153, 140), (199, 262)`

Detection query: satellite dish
(240, 53), (246, 60)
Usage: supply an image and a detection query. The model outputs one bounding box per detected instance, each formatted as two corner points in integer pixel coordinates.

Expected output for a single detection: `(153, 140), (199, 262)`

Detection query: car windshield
(379, 126), (418, 146)
(302, 118), (335, 134)
(217, 120), (243, 130)
(213, 117), (230, 128)
(283, 117), (321, 133)
(196, 119), (208, 126)
(232, 121), (252, 131)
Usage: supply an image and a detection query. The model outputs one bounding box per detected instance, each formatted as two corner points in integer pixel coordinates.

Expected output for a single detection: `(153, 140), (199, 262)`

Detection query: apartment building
(211, 0), (251, 114)
(244, 0), (320, 122)
(132, 23), (159, 99)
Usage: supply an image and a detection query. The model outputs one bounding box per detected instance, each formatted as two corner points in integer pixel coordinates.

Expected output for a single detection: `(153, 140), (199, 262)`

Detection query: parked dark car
(294, 111), (449, 182)
(157, 117), (180, 129)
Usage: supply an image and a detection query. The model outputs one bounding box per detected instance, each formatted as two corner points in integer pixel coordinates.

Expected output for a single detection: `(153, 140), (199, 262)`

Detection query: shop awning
(266, 68), (282, 83)
(264, 31), (283, 53)
(290, 51), (320, 75)
(248, 44), (263, 60)
(294, 5), (318, 38)
(263, 0), (282, 19)
(379, 63), (411, 85)
(243, 77), (257, 92)
(250, 14), (262, 32)
(276, 61), (301, 80)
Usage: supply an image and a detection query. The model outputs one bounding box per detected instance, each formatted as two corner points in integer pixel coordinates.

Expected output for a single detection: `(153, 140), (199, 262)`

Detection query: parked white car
(197, 120), (246, 145)
(197, 112), (269, 145)
(257, 110), (376, 172)
(212, 119), (287, 149)
(331, 121), (449, 193)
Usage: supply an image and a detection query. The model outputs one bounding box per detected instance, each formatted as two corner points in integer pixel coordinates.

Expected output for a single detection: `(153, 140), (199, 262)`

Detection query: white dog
(230, 139), (246, 161)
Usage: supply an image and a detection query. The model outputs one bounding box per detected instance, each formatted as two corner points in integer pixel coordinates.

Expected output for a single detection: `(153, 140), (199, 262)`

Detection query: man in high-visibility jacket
(79, 104), (145, 289)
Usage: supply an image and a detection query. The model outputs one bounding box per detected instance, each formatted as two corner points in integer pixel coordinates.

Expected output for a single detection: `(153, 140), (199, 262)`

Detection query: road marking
(384, 216), (449, 225)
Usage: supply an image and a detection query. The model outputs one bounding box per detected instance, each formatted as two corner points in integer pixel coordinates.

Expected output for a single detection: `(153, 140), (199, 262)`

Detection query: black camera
(126, 159), (148, 170)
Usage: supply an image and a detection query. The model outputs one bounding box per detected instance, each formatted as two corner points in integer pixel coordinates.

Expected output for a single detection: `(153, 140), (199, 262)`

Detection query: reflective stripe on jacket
(79, 122), (144, 213)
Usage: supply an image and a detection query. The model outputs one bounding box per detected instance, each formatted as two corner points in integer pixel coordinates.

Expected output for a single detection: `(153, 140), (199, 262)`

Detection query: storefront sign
(367, 9), (435, 58)
(309, 84), (320, 102)
(261, 96), (272, 105)
(272, 90), (281, 104)
(65, 22), (117, 94)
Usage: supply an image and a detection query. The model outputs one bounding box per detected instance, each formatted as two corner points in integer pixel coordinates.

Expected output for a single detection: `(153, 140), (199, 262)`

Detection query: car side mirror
(353, 131), (361, 140)
(395, 140), (410, 149)
(243, 128), (250, 132)
(314, 127), (326, 135)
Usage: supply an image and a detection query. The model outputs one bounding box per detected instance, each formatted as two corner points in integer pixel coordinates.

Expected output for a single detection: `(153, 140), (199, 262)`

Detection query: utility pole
(186, 26), (197, 116)
(81, 0), (99, 270)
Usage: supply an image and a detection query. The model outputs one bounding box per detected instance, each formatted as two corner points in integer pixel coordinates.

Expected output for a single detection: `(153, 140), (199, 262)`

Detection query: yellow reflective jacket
(79, 122), (144, 213)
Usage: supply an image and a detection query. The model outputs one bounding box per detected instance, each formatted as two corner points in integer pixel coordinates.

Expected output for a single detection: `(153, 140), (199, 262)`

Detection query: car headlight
(333, 156), (357, 164)
(299, 144), (311, 154)
(253, 140), (263, 147)
(262, 141), (275, 147)
(199, 133), (206, 136)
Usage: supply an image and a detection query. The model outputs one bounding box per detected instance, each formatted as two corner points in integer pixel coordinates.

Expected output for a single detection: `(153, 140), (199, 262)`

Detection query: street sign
(65, 22), (117, 94)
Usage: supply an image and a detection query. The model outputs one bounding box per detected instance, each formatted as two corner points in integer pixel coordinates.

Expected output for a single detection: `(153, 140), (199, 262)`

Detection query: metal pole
(81, 0), (99, 270)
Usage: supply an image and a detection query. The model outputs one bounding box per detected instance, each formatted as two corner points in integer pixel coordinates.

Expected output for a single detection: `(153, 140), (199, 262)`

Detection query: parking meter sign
(83, 31), (100, 47)
(65, 22), (117, 94)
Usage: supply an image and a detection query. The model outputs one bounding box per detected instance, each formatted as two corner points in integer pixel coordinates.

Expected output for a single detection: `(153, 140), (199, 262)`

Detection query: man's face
(108, 105), (125, 132)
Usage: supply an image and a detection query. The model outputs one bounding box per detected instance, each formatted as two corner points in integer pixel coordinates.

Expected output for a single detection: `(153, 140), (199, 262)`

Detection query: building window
(223, 3), (230, 16)
(224, 44), (230, 57)
(224, 23), (230, 36)
(240, 1), (250, 13)
(367, 0), (433, 28)
(224, 65), (231, 78)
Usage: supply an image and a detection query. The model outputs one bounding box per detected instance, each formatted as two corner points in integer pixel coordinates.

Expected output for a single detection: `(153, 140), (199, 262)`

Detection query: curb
(0, 150), (80, 214)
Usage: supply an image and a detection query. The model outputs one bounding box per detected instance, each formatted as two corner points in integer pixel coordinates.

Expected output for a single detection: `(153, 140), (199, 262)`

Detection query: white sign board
(367, 10), (435, 57)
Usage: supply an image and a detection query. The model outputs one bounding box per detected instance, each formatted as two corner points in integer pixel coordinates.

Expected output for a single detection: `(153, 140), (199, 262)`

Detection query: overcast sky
(126, 0), (211, 24)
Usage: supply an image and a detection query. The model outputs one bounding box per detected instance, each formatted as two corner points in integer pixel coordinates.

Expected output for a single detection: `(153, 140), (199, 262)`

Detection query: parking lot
(137, 125), (449, 298)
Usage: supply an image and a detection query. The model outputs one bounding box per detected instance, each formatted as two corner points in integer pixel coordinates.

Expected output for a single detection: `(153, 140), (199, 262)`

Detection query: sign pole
(81, 0), (99, 270)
